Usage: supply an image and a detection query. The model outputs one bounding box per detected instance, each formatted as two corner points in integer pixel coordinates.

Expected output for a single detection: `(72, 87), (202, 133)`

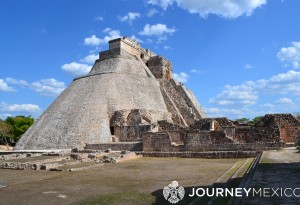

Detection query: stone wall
(141, 131), (283, 152)
(147, 56), (172, 79)
(140, 151), (259, 158)
(85, 142), (143, 151)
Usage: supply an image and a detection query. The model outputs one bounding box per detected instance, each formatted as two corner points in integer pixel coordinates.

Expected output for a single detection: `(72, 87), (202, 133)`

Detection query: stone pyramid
(15, 37), (206, 150)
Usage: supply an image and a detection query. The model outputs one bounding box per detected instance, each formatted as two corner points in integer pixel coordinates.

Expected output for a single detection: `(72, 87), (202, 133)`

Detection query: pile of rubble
(0, 149), (139, 171)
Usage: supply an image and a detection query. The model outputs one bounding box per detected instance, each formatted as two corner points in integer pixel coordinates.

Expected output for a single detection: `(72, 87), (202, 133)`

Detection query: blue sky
(1, 0), (300, 120)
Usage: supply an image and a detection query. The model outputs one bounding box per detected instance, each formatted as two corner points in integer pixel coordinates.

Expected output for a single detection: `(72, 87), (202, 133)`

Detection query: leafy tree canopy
(4, 115), (34, 141)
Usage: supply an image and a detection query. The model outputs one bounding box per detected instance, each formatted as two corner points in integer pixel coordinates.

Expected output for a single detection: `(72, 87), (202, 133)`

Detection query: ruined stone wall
(142, 130), (284, 152)
(147, 56), (172, 79)
(109, 38), (141, 58)
(141, 151), (258, 158)
(108, 37), (155, 62)
(85, 142), (143, 151)
(234, 126), (251, 143)
(157, 120), (186, 131)
(143, 132), (182, 152)
(281, 126), (300, 143)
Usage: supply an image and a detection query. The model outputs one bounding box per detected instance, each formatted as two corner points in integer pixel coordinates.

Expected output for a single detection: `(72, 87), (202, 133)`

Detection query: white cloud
(61, 62), (92, 76)
(80, 54), (98, 64)
(277, 42), (300, 69)
(163, 45), (171, 50)
(147, 0), (172, 10)
(139, 24), (176, 36)
(190, 69), (203, 73)
(173, 72), (189, 83)
(244, 63), (253, 69)
(95, 16), (104, 21)
(0, 102), (40, 112)
(210, 70), (300, 107)
(0, 79), (15, 92)
(276, 97), (295, 105)
(205, 107), (244, 118)
(31, 78), (66, 96)
(83, 29), (121, 47)
(147, 0), (266, 18)
(147, 8), (159, 17)
(210, 81), (258, 106)
(83, 35), (101, 46)
(130, 35), (143, 43)
(118, 12), (141, 23)
(260, 103), (275, 109)
(5, 77), (29, 86)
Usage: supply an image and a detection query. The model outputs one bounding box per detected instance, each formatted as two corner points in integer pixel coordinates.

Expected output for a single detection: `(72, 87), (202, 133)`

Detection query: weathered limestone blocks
(141, 151), (259, 158)
(14, 36), (207, 150)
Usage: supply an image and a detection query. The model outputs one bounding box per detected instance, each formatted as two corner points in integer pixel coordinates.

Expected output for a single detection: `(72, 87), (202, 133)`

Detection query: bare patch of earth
(0, 157), (244, 205)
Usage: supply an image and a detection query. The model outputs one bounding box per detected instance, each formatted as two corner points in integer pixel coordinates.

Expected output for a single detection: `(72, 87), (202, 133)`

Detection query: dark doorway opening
(110, 127), (115, 135)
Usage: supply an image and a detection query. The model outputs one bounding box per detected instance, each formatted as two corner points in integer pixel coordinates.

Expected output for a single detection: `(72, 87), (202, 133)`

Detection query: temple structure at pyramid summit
(15, 37), (206, 150)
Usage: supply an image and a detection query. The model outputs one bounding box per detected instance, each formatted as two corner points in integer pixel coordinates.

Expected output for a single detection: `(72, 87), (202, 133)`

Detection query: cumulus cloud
(0, 102), (40, 112)
(163, 45), (171, 50)
(276, 97), (295, 105)
(147, 0), (266, 18)
(139, 23), (176, 36)
(190, 69), (203, 73)
(173, 72), (189, 83)
(210, 70), (300, 107)
(118, 12), (141, 23)
(83, 28), (121, 47)
(147, 8), (159, 17)
(61, 62), (92, 76)
(277, 42), (300, 69)
(80, 54), (98, 64)
(0, 79), (15, 92)
(130, 35), (143, 43)
(244, 63), (253, 70)
(1, 77), (66, 97)
(95, 16), (104, 21)
(205, 107), (244, 117)
(5, 77), (29, 86)
(83, 35), (101, 46)
(31, 78), (66, 96)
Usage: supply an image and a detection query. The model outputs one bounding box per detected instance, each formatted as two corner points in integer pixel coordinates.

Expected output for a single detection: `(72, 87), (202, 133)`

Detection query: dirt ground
(0, 145), (13, 151)
(0, 157), (242, 205)
(242, 148), (300, 205)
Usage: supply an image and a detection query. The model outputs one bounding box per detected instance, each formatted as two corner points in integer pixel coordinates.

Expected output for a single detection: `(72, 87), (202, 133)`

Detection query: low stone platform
(85, 142), (143, 151)
(139, 151), (259, 158)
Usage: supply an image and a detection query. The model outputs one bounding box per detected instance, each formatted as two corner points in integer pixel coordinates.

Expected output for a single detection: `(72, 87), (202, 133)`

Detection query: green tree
(249, 116), (263, 125)
(235, 118), (250, 123)
(5, 115), (34, 141)
(0, 119), (14, 146)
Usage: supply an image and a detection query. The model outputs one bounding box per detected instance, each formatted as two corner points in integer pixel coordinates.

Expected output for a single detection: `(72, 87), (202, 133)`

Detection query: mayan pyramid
(15, 37), (206, 150)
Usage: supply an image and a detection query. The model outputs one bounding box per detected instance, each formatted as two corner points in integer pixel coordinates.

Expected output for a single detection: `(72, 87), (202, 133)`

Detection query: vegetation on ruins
(0, 116), (34, 146)
(234, 116), (263, 125)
